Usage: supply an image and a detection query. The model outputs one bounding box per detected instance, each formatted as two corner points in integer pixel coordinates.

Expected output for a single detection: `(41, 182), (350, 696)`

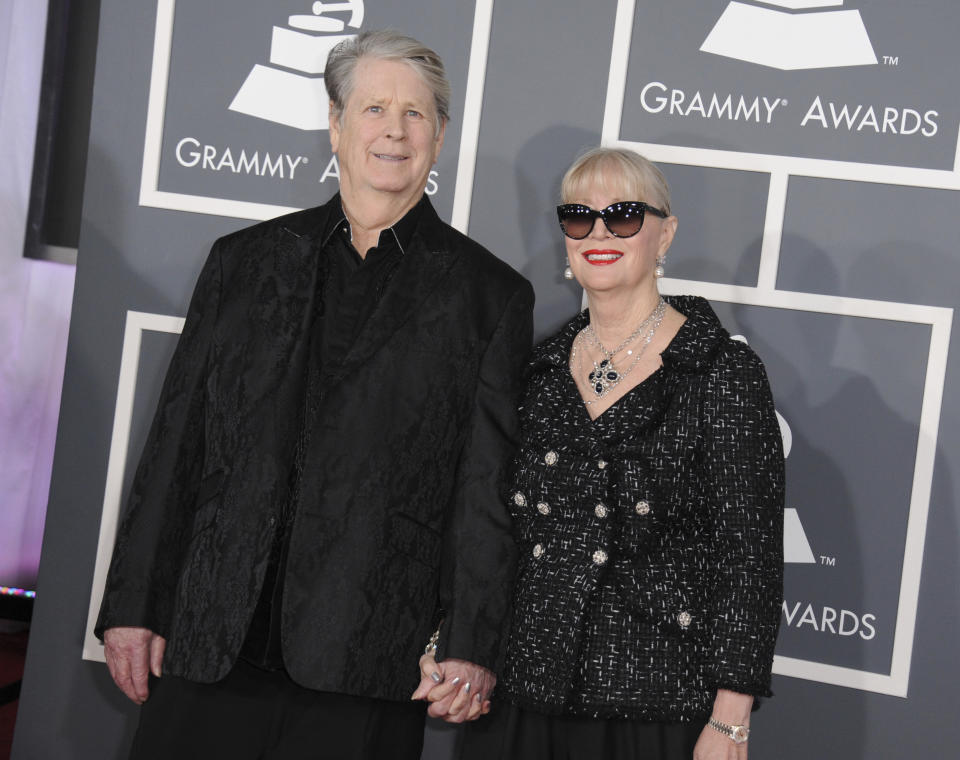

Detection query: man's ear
(329, 102), (340, 153)
(432, 118), (447, 163)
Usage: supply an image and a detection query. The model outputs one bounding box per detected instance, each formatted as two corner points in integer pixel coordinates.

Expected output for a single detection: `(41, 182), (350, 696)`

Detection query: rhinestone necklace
(571, 299), (667, 402)
(580, 296), (664, 358)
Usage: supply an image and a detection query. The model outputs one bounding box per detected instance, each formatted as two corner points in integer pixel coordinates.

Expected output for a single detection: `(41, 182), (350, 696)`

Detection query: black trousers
(129, 660), (426, 760)
(458, 702), (703, 760)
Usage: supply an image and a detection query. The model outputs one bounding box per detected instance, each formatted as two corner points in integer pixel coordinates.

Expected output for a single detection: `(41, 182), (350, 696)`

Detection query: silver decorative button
(592, 549), (608, 565)
(544, 451), (558, 465)
(594, 503), (608, 518)
(532, 543), (544, 558)
(677, 611), (692, 629)
(513, 492), (527, 507)
(597, 459), (607, 470)
(635, 500), (651, 516)
(536, 502), (551, 515)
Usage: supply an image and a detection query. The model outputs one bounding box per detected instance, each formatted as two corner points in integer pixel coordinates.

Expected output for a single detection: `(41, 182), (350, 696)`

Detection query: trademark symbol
(302, 156), (309, 164)
(882, 55), (899, 66)
(781, 99), (788, 107)
(820, 555), (836, 567)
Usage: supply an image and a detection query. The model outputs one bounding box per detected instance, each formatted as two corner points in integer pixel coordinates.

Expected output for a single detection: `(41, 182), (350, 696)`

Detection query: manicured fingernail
(451, 677), (461, 686)
(464, 682), (471, 693)
(476, 693), (483, 703)
(430, 671), (441, 683)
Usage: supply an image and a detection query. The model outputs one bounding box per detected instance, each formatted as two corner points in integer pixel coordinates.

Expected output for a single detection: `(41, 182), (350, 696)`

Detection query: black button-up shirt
(240, 195), (426, 669)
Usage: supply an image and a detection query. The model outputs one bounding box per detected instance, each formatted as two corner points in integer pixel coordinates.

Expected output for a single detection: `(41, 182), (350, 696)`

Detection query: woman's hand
(693, 689), (753, 760)
(411, 653), (494, 723)
(693, 725), (747, 760)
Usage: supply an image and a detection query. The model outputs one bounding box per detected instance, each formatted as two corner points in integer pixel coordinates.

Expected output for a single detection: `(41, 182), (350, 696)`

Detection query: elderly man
(95, 30), (533, 760)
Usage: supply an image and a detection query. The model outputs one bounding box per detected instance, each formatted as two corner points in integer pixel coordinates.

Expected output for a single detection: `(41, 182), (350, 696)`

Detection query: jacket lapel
(236, 201), (334, 476)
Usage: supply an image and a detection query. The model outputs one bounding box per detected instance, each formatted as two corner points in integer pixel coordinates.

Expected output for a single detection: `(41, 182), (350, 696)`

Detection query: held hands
(411, 653), (494, 723)
(103, 626), (166, 704)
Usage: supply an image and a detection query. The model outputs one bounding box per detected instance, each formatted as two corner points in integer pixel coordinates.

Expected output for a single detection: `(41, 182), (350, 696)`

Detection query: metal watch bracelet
(707, 717), (750, 744)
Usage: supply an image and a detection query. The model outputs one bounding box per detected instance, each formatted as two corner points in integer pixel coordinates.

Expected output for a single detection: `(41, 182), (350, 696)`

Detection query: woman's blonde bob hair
(560, 147), (672, 216)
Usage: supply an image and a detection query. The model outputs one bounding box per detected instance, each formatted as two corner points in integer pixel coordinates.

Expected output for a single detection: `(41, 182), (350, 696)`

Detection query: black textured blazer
(95, 195), (534, 701)
(499, 296), (784, 721)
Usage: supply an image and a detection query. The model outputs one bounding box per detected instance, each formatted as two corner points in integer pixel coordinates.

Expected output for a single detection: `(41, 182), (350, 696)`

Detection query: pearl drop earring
(655, 256), (666, 278)
(564, 259), (574, 280)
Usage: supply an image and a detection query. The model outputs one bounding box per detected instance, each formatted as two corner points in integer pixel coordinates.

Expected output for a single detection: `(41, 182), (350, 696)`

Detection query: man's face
(330, 58), (446, 203)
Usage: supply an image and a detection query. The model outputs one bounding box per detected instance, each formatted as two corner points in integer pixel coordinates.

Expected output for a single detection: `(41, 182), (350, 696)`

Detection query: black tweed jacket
(499, 296), (784, 721)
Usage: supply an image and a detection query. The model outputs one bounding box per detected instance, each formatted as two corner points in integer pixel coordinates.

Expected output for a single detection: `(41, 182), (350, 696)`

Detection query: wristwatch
(707, 717), (750, 744)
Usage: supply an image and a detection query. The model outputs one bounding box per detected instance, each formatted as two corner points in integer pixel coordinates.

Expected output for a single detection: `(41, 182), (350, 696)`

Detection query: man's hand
(103, 626), (166, 704)
(411, 653), (494, 723)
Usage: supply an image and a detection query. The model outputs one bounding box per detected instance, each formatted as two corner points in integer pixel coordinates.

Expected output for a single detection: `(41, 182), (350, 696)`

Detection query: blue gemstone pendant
(587, 358), (621, 397)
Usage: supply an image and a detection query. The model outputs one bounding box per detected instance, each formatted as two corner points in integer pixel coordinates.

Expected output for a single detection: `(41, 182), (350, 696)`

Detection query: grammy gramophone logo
(732, 336), (814, 564)
(700, 0), (878, 71)
(229, 1), (366, 130)
(779, 416), (815, 565)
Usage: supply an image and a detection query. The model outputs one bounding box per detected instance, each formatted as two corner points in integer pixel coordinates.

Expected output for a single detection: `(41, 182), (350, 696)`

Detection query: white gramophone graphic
(230, 1), (365, 130)
(700, 0), (877, 71)
(731, 334), (814, 564)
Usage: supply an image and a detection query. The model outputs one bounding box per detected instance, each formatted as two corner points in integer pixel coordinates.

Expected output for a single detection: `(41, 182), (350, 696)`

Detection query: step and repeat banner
(15, 1), (960, 758)
(605, 0), (958, 701)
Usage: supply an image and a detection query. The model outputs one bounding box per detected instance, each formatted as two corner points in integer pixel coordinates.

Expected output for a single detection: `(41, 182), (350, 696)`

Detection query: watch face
(732, 726), (749, 744)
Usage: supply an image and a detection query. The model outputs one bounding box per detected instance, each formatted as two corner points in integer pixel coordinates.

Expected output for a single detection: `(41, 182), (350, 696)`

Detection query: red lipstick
(581, 249), (624, 266)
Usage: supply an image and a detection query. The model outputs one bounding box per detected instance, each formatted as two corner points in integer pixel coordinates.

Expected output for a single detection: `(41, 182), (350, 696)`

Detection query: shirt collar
(320, 193), (427, 254)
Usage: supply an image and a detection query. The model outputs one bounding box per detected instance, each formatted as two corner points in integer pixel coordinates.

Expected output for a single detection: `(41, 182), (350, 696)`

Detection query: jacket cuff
(94, 589), (168, 640)
(435, 613), (502, 675)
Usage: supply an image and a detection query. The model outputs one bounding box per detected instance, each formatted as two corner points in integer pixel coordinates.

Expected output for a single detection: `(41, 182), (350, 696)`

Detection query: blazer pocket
(388, 511), (442, 568)
(617, 562), (706, 636)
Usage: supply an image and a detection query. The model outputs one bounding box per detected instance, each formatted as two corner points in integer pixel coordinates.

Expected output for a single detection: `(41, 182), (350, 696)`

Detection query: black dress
(461, 296), (784, 760)
(460, 703), (701, 760)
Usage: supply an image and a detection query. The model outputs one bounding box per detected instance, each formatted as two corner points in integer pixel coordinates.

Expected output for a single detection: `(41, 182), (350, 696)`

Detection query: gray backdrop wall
(13, 1), (960, 758)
